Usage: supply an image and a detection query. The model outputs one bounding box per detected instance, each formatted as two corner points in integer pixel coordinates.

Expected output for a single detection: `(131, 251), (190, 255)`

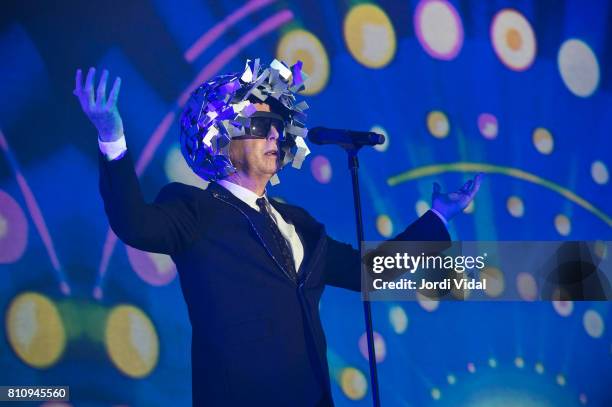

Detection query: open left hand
(432, 173), (484, 221)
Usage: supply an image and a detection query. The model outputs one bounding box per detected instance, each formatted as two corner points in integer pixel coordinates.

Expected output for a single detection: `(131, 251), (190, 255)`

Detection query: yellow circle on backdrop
(591, 160), (609, 185)
(427, 111), (450, 138)
(507, 196), (524, 217)
(431, 387), (441, 400)
(376, 214), (393, 237)
(556, 374), (566, 386)
(558, 39), (600, 98)
(343, 4), (396, 68)
(388, 305), (408, 334)
(481, 266), (505, 297)
(6, 292), (66, 368)
(451, 275), (472, 300)
(105, 305), (159, 378)
(583, 309), (604, 338)
(415, 199), (430, 217)
(532, 127), (554, 154)
(340, 367), (368, 400)
(277, 29), (329, 95)
(417, 291), (440, 311)
(594, 240), (607, 260)
(490, 9), (537, 71)
(554, 214), (571, 236)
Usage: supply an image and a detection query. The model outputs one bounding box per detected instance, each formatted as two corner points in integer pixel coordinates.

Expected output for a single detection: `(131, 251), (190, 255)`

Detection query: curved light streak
(387, 162), (612, 227)
(94, 9), (295, 298)
(178, 9), (294, 106)
(184, 0), (276, 62)
(0, 129), (70, 295)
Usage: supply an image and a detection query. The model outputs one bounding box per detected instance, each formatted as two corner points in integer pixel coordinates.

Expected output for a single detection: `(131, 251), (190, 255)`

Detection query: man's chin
(266, 168), (280, 179)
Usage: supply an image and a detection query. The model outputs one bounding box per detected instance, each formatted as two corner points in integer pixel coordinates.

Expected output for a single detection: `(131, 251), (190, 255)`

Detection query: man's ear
(228, 141), (246, 170)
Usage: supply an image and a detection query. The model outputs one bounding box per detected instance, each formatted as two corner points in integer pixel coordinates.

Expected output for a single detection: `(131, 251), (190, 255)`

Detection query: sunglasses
(233, 111), (285, 140)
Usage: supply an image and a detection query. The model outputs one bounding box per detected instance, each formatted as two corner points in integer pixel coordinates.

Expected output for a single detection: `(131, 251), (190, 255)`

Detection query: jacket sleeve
(323, 210), (451, 292)
(98, 150), (201, 255)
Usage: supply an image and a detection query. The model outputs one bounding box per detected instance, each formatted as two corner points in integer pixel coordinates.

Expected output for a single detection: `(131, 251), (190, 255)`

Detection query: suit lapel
(208, 183), (296, 282)
(269, 199), (326, 277)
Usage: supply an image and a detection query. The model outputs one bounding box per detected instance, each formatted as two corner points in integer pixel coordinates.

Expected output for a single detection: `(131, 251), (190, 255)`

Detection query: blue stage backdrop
(1, 0), (611, 406)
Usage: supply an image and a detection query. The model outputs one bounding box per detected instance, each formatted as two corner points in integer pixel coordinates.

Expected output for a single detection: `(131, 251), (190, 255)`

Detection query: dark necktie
(256, 197), (297, 276)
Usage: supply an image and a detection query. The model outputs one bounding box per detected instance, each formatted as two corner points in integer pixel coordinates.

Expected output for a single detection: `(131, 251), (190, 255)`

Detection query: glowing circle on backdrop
(467, 362), (476, 373)
(370, 125), (389, 152)
(164, 144), (209, 189)
(358, 331), (386, 363)
(580, 390), (592, 403)
(6, 292), (66, 368)
(554, 214), (571, 236)
(478, 113), (498, 139)
(343, 4), (396, 68)
(105, 305), (159, 378)
(488, 358), (497, 368)
(516, 272), (537, 301)
(514, 356), (525, 368)
(491, 9), (536, 71)
(553, 300), (574, 317)
(590, 160), (608, 185)
(389, 305), (408, 334)
(277, 29), (329, 95)
(451, 276), (471, 300)
(310, 155), (332, 184)
(481, 267), (504, 297)
(582, 309), (604, 338)
(431, 387), (441, 400)
(376, 214), (393, 237)
(558, 39), (600, 97)
(415, 200), (430, 217)
(507, 196), (524, 217)
(340, 367), (368, 400)
(556, 374), (566, 386)
(535, 362), (544, 374)
(126, 245), (177, 286)
(447, 374), (456, 384)
(427, 110), (450, 138)
(417, 291), (439, 311)
(532, 127), (554, 154)
(594, 240), (608, 260)
(414, 0), (464, 60)
(0, 190), (28, 263)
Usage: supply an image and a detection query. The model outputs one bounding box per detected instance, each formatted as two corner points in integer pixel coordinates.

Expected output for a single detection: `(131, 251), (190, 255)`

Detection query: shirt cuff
(99, 134), (127, 161)
(430, 208), (448, 227)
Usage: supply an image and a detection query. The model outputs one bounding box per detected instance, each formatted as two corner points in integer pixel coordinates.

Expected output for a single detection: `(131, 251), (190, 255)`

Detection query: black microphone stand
(345, 146), (381, 407)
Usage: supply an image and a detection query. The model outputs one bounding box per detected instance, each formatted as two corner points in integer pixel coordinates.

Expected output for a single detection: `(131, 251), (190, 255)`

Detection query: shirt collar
(217, 179), (266, 211)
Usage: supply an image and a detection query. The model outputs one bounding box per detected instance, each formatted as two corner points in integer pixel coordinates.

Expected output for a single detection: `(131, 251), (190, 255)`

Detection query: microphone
(307, 127), (385, 148)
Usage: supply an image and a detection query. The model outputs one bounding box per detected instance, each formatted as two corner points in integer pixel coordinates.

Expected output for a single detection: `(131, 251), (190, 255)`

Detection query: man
(74, 59), (482, 406)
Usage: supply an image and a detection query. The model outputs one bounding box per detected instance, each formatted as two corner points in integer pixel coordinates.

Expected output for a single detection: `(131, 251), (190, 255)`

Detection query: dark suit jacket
(99, 151), (450, 406)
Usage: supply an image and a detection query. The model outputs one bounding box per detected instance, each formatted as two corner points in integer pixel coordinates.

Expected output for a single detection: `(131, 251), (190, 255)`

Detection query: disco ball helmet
(179, 59), (311, 183)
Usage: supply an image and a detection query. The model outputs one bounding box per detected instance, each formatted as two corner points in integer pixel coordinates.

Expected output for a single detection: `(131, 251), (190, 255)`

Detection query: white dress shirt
(217, 180), (305, 272)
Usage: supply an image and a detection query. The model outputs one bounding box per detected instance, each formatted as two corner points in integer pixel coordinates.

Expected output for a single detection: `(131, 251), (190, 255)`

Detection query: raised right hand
(74, 67), (124, 142)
